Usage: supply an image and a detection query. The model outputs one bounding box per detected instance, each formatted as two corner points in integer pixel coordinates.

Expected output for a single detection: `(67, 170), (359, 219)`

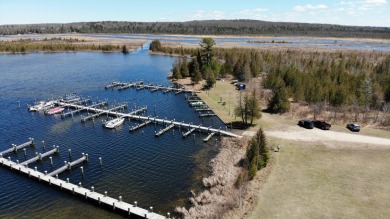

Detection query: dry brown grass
(246, 137), (390, 219)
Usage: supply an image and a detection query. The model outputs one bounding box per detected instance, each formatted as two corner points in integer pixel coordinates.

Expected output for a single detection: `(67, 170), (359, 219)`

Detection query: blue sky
(0, 0), (389, 27)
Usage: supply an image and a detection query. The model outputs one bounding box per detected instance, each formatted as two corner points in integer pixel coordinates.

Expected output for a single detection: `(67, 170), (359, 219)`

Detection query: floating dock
(0, 138), (34, 156)
(20, 146), (59, 166)
(107, 81), (198, 94)
(0, 141), (166, 219)
(129, 120), (152, 132)
(58, 102), (240, 138)
(155, 124), (175, 137)
(203, 132), (216, 142)
(182, 128), (196, 138)
(62, 101), (108, 118)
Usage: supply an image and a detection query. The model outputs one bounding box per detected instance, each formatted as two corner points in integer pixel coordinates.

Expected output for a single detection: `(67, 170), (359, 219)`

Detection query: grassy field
(197, 80), (240, 124)
(248, 137), (390, 219)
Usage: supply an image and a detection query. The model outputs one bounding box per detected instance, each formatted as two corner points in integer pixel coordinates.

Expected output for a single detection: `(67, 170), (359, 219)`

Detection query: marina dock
(182, 128), (196, 138)
(203, 132), (215, 142)
(58, 102), (240, 138)
(155, 124), (175, 137)
(20, 146), (59, 166)
(0, 142), (166, 219)
(62, 101), (108, 118)
(129, 120), (152, 132)
(106, 81), (198, 94)
(0, 138), (34, 156)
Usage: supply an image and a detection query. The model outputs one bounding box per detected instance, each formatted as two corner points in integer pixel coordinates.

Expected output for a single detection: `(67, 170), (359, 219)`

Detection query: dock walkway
(0, 155), (165, 219)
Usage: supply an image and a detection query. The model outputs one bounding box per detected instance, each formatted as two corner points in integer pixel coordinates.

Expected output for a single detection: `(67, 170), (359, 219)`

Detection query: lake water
(0, 46), (224, 218)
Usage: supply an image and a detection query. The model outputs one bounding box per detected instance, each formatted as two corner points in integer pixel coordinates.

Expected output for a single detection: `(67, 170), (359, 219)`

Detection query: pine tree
(268, 85), (290, 114)
(180, 59), (190, 77)
(256, 128), (269, 169)
(247, 138), (259, 180)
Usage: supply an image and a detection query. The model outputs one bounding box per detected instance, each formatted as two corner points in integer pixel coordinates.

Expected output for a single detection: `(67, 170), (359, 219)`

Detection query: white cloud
(362, 0), (387, 4)
(293, 4), (328, 12)
(239, 8), (269, 15)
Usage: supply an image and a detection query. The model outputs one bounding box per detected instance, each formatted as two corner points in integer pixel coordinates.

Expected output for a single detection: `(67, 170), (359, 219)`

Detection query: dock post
(67, 178), (69, 183)
(99, 157), (102, 167)
(60, 183), (62, 189)
(85, 192), (87, 199)
(91, 186), (94, 192)
(172, 129), (174, 135)
(150, 207), (153, 213)
(34, 166), (37, 171)
(38, 175), (41, 181)
(134, 201), (137, 207)
(68, 149), (71, 157)
(28, 171), (30, 177)
(167, 212), (171, 219)
(49, 178), (51, 185)
(72, 187), (75, 194)
(104, 191), (107, 197)
(31, 138), (35, 146)
(85, 154), (89, 162)
(16, 160), (19, 164)
(23, 148), (27, 156)
(56, 174), (58, 179)
(80, 166), (84, 176)
(79, 182), (82, 188)
(193, 134), (196, 140)
(44, 170), (47, 175)
(98, 197), (101, 204)
(113, 202), (115, 210)
(119, 196), (122, 202)
(41, 141), (45, 149)
(128, 207), (131, 215)
(56, 146), (59, 153)
(50, 157), (53, 166)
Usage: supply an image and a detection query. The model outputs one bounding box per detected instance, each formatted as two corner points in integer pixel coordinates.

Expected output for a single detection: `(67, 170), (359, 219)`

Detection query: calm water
(0, 46), (224, 218)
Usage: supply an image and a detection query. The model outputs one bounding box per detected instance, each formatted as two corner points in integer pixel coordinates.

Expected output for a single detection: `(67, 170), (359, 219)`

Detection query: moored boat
(62, 93), (80, 103)
(29, 100), (55, 112)
(46, 107), (64, 115)
(103, 117), (125, 129)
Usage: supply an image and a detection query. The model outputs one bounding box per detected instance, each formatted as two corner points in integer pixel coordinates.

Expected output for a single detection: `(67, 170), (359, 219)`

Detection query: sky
(0, 0), (389, 27)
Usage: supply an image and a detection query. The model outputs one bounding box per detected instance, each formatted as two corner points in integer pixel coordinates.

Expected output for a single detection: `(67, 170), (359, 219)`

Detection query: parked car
(298, 120), (314, 129)
(346, 123), (360, 132)
(313, 120), (331, 130)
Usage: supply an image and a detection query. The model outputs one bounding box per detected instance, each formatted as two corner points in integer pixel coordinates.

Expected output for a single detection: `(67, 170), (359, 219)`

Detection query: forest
(151, 39), (390, 120)
(1, 20), (390, 39)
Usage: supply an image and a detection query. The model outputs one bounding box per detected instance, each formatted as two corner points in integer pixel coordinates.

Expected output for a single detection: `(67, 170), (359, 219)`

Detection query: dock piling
(99, 157), (102, 167)
(134, 201), (137, 207)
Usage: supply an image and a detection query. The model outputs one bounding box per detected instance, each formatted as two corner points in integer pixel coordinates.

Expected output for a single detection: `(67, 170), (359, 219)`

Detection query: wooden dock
(107, 81), (198, 94)
(129, 120), (152, 132)
(20, 146), (59, 166)
(0, 138), (34, 156)
(155, 124), (175, 137)
(80, 104), (128, 122)
(199, 113), (217, 117)
(57, 102), (240, 138)
(62, 101), (108, 118)
(0, 143), (169, 219)
(203, 132), (215, 142)
(182, 128), (196, 138)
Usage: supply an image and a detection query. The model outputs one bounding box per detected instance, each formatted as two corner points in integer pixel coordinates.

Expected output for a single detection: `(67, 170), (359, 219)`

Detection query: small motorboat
(46, 107), (64, 115)
(29, 100), (55, 112)
(62, 93), (80, 103)
(29, 101), (46, 112)
(103, 117), (125, 129)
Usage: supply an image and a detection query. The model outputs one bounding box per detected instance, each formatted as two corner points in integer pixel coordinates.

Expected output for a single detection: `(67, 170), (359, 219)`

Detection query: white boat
(46, 107), (64, 115)
(62, 93), (80, 103)
(104, 117), (125, 129)
(29, 100), (55, 112)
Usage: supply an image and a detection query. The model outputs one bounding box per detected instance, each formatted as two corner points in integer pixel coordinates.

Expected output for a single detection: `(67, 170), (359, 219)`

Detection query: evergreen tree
(191, 60), (202, 84)
(180, 59), (190, 77)
(268, 85), (290, 113)
(122, 45), (129, 54)
(206, 68), (216, 87)
(172, 65), (182, 79)
(247, 138), (259, 180)
(199, 37), (216, 66)
(256, 128), (269, 169)
(149, 39), (162, 51)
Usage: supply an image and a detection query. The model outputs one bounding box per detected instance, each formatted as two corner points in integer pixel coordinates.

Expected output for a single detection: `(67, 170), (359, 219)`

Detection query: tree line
(1, 20), (390, 39)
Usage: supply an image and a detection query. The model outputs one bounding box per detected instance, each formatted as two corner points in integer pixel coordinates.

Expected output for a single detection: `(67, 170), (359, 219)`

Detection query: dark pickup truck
(313, 120), (331, 130)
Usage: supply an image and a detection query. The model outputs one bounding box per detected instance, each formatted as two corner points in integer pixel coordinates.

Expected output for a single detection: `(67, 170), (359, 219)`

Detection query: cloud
(293, 4), (328, 12)
(239, 8), (269, 15)
(362, 0), (387, 4)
